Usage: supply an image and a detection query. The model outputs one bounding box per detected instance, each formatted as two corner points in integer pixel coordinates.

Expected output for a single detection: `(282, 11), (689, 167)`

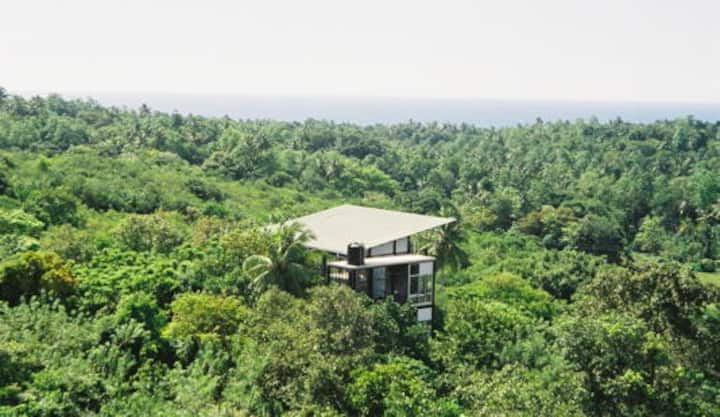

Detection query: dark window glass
(410, 263), (419, 275)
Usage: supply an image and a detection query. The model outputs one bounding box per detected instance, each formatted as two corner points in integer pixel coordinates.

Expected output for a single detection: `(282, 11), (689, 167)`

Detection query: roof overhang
(328, 254), (436, 270)
(287, 204), (455, 255)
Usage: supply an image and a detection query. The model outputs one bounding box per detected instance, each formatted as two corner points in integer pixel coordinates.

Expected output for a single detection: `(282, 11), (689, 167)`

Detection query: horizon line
(11, 89), (720, 106)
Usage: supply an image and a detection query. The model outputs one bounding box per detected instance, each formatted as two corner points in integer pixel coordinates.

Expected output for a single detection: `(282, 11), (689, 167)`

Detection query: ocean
(68, 93), (720, 126)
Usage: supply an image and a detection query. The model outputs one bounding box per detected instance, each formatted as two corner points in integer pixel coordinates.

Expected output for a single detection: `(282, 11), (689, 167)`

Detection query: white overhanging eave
(286, 204), (455, 255)
(327, 254), (436, 270)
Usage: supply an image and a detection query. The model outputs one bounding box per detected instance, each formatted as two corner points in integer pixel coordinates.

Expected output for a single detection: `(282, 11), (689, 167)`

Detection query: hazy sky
(2, 0), (720, 101)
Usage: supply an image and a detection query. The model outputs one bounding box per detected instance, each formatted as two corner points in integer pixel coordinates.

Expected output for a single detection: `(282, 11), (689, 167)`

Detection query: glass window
(395, 238), (408, 253)
(419, 262), (433, 276)
(370, 242), (394, 256)
(409, 263), (432, 305)
(356, 270), (368, 292)
(372, 267), (386, 299)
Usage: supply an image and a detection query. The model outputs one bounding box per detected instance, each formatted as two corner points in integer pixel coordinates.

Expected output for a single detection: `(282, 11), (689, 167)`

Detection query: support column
(322, 255), (328, 284)
(349, 271), (357, 289)
(367, 268), (373, 298)
(431, 259), (437, 335)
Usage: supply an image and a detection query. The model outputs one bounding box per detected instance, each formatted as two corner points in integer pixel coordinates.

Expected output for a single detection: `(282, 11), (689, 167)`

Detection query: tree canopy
(0, 91), (719, 416)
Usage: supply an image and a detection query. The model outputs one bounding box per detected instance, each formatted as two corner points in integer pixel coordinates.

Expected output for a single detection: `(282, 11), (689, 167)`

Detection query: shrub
(563, 215), (625, 262)
(40, 224), (96, 262)
(0, 251), (76, 304)
(24, 188), (81, 227)
(0, 170), (9, 196)
(117, 212), (184, 253)
(163, 292), (247, 341)
(185, 178), (225, 201)
(448, 273), (559, 320)
(0, 208), (44, 235)
(431, 299), (536, 371)
(349, 356), (458, 417)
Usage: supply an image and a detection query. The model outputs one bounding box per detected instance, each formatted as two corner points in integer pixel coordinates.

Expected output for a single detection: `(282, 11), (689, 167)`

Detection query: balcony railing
(408, 292), (432, 305)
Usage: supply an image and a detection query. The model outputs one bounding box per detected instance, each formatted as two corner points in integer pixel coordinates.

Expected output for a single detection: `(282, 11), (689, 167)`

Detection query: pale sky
(2, 0), (720, 101)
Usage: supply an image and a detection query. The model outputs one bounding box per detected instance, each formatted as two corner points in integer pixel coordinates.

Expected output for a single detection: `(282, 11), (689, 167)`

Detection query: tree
(515, 205), (577, 249)
(0, 300), (105, 416)
(514, 249), (604, 301)
(24, 188), (81, 227)
(242, 222), (313, 295)
(632, 215), (669, 254)
(0, 209), (44, 236)
(203, 129), (274, 180)
(448, 273), (559, 321)
(116, 211), (184, 253)
(431, 299), (536, 372)
(40, 224), (96, 262)
(0, 170), (8, 196)
(225, 286), (380, 415)
(185, 178), (225, 202)
(419, 204), (469, 270)
(563, 215), (625, 262)
(554, 312), (681, 417)
(349, 356), (458, 417)
(577, 261), (712, 344)
(457, 364), (587, 417)
(370, 299), (431, 360)
(0, 251), (76, 305)
(163, 292), (246, 342)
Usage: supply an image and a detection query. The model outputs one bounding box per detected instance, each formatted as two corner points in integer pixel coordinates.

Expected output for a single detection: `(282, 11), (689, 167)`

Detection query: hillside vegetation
(0, 89), (719, 416)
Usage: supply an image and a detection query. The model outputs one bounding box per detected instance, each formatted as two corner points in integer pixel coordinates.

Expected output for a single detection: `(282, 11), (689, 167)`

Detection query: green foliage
(349, 356), (459, 417)
(0, 171), (9, 196)
(117, 211), (185, 253)
(563, 214), (625, 262)
(418, 204), (469, 270)
(516, 205), (577, 249)
(369, 299), (431, 360)
(185, 178), (225, 201)
(448, 273), (559, 320)
(115, 291), (168, 338)
(578, 261), (711, 340)
(23, 187), (81, 227)
(553, 312), (691, 417)
(242, 222), (313, 296)
(633, 215), (669, 254)
(0, 92), (719, 416)
(0, 251), (76, 304)
(0, 208), (44, 235)
(40, 224), (97, 262)
(698, 271), (720, 286)
(188, 223), (271, 297)
(225, 286), (380, 415)
(0, 233), (40, 259)
(164, 292), (246, 342)
(74, 249), (186, 311)
(456, 364), (587, 417)
(0, 300), (104, 415)
(431, 299), (537, 372)
(463, 206), (498, 232)
(203, 128), (274, 180)
(457, 232), (603, 300)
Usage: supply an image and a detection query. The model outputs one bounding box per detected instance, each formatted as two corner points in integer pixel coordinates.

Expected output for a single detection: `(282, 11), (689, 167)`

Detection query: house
(287, 204), (455, 323)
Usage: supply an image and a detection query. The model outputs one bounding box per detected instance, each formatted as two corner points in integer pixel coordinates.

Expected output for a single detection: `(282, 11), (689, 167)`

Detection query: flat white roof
(328, 254), (435, 270)
(289, 204), (454, 255)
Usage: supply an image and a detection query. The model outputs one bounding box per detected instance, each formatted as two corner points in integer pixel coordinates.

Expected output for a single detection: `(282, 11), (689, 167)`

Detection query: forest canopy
(0, 89), (719, 416)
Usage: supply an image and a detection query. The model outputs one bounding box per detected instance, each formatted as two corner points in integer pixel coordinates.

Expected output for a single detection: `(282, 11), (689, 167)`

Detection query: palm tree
(243, 222), (314, 295)
(419, 204), (470, 271)
(697, 199), (720, 259)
